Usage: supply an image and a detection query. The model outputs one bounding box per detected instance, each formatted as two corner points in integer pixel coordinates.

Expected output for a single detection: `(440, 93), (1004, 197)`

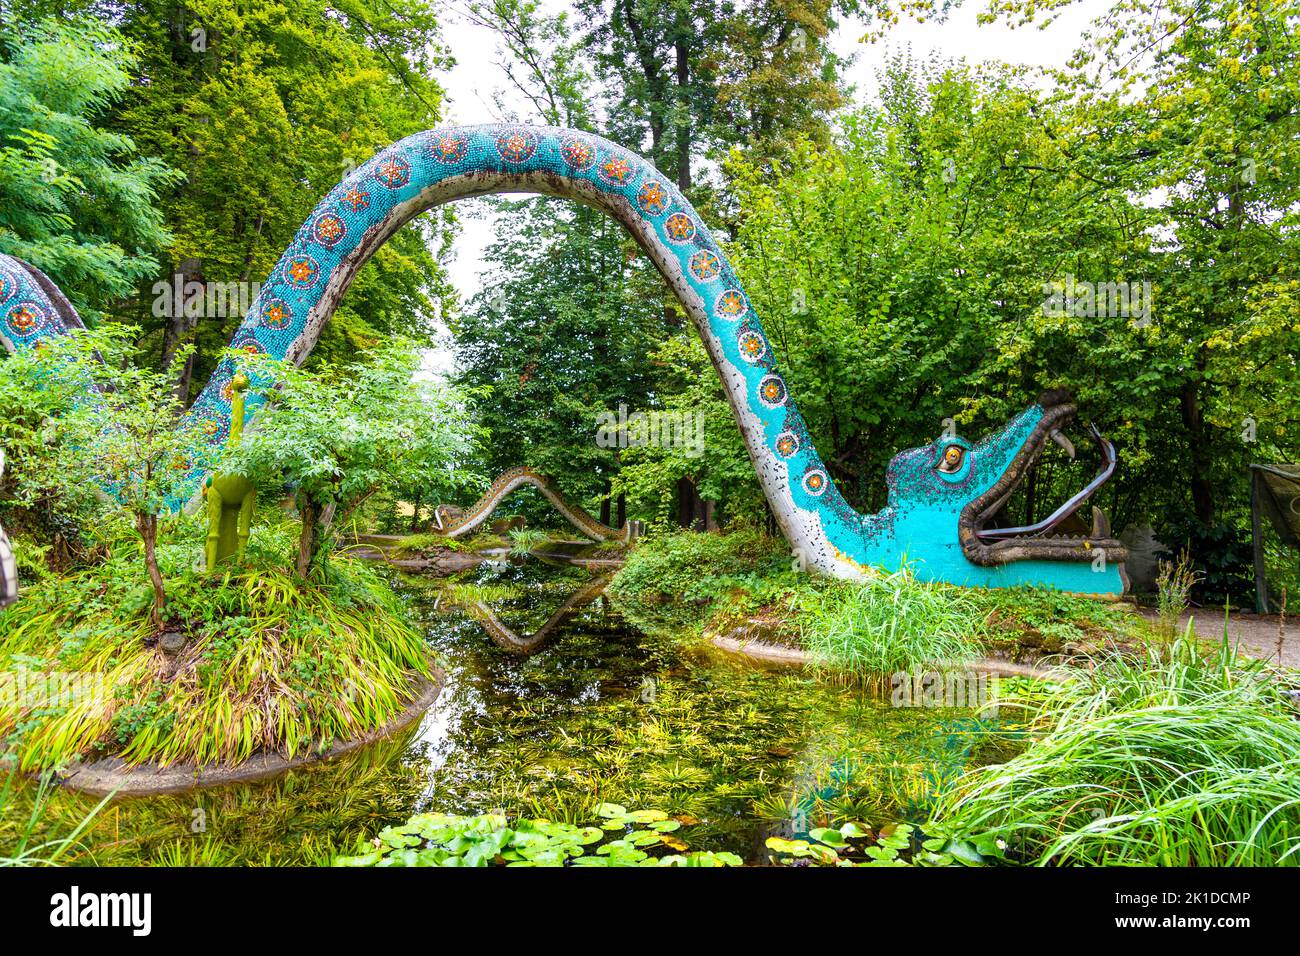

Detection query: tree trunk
(675, 476), (712, 531)
(615, 492), (626, 529)
(1179, 376), (1216, 526)
(674, 39), (692, 191)
(1023, 463), (1038, 526)
(136, 511), (166, 627)
(296, 498), (320, 578)
(160, 257), (202, 403)
(409, 493), (422, 533)
(676, 476), (696, 528)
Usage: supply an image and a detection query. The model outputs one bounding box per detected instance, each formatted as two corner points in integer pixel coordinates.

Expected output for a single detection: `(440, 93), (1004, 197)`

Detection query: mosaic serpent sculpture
(0, 124), (1127, 598)
(434, 466), (634, 542)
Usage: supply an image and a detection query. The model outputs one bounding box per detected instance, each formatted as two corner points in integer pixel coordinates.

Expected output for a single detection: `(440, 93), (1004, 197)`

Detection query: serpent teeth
(1049, 428), (1076, 459)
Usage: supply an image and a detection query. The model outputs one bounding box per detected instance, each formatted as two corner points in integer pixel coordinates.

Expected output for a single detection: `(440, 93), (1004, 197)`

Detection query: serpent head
(879, 390), (1128, 594)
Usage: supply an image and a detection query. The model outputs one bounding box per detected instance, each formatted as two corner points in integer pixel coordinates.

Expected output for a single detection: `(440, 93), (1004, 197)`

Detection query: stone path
(1138, 608), (1299, 669)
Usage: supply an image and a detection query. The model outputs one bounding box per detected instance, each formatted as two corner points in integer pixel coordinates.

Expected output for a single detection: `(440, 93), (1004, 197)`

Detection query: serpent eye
(937, 444), (965, 474)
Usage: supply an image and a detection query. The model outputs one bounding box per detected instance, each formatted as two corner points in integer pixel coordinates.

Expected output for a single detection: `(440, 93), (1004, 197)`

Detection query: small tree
(5, 327), (211, 625)
(226, 342), (479, 577)
(0, 330), (105, 560)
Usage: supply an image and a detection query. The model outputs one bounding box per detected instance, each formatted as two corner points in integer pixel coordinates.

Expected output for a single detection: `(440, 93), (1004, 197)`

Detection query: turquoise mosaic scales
(0, 125), (1128, 595)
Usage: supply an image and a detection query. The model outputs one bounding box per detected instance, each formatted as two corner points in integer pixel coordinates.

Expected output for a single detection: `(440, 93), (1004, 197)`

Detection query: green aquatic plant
(794, 568), (985, 681)
(0, 770), (113, 867)
(928, 629), (1300, 866)
(334, 804), (741, 867)
(764, 822), (972, 867)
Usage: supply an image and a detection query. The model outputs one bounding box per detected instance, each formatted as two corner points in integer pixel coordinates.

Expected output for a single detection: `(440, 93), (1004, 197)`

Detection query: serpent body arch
(2, 124), (869, 579)
(436, 466), (631, 542)
(0, 124), (1130, 594)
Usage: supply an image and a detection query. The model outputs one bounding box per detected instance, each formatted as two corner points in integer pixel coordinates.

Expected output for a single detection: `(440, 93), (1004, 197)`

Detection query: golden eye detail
(938, 445), (965, 473)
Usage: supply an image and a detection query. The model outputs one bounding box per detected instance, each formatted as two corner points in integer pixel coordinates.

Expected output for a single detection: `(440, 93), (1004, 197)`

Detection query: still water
(3, 558), (1004, 865)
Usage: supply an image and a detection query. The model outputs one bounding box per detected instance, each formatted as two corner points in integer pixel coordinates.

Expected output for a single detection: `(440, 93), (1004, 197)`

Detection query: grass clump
(928, 630), (1300, 865)
(795, 568), (984, 680)
(1155, 549), (1199, 640)
(0, 522), (436, 771)
(508, 527), (551, 556)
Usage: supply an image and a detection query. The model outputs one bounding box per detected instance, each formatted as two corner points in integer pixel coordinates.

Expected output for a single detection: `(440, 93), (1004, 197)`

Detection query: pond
(2, 558), (1010, 865)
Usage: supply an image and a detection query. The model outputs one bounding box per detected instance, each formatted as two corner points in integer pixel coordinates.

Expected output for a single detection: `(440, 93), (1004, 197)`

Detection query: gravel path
(1138, 608), (1299, 669)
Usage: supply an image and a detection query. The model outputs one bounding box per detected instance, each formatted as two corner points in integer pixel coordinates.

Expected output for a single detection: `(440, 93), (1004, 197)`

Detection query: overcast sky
(420, 0), (1110, 374)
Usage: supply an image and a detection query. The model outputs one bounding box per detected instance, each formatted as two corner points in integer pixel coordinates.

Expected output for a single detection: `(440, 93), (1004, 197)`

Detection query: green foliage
(612, 333), (770, 526)
(334, 803), (741, 867)
(1, 325), (213, 616)
(450, 198), (664, 518)
(795, 569), (984, 680)
(0, 327), (108, 541)
(388, 532), (463, 557)
(608, 529), (798, 636)
(0, 515), (436, 770)
(0, 18), (177, 316)
(723, 6), (1300, 595)
(45, 328), (210, 517)
(611, 529), (794, 606)
(967, 586), (1148, 651)
(81, 0), (454, 390)
(226, 341), (482, 572)
(929, 632), (1300, 866)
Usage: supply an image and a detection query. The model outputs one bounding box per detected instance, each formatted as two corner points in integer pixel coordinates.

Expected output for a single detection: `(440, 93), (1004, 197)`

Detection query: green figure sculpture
(204, 373), (256, 570)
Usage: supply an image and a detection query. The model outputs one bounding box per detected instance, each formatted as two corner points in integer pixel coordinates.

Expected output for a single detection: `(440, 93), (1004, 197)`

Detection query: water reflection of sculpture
(455, 573), (614, 654)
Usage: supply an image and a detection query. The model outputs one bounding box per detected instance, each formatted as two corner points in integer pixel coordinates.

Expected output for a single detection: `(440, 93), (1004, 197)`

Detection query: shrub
(610, 529), (793, 604)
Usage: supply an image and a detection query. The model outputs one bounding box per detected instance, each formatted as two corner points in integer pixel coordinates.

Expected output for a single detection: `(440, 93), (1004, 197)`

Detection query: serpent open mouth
(959, 393), (1128, 571)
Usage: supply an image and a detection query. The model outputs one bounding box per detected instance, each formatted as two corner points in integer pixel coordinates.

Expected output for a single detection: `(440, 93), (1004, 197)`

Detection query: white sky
(421, 0), (1111, 374)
